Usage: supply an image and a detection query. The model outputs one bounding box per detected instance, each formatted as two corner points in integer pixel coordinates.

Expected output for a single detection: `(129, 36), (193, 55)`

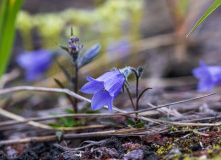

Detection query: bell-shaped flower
(192, 61), (221, 92)
(17, 49), (54, 81)
(80, 71), (125, 113)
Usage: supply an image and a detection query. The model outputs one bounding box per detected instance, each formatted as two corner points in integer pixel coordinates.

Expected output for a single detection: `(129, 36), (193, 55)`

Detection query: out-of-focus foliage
(187, 0), (221, 36)
(0, 0), (23, 79)
(16, 0), (143, 51)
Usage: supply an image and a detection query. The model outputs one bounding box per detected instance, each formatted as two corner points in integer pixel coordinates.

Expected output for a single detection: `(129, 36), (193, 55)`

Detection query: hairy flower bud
(119, 66), (133, 80)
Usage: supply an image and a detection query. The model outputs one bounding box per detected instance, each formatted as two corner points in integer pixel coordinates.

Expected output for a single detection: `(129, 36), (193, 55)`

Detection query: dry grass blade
(0, 86), (220, 115)
(0, 108), (121, 130)
(0, 86), (221, 128)
(0, 128), (145, 145)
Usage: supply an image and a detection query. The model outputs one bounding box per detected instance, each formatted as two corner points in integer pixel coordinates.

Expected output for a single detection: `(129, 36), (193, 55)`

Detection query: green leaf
(0, 0), (24, 79)
(59, 117), (74, 127)
(77, 44), (101, 68)
(127, 119), (135, 126)
(65, 108), (75, 114)
(85, 110), (100, 114)
(127, 119), (145, 128)
(187, 0), (221, 37)
(55, 61), (72, 84)
(136, 122), (145, 128)
(137, 88), (152, 103)
(57, 43), (69, 52)
(48, 123), (62, 128)
(73, 120), (85, 127)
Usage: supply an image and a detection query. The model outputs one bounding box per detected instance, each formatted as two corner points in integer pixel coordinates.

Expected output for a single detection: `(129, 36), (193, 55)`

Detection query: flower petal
(207, 66), (221, 84)
(80, 77), (104, 94)
(25, 70), (42, 81)
(107, 74), (125, 97)
(108, 97), (114, 113)
(192, 67), (209, 80)
(197, 80), (213, 92)
(96, 71), (119, 82)
(103, 73), (125, 96)
(91, 90), (112, 111)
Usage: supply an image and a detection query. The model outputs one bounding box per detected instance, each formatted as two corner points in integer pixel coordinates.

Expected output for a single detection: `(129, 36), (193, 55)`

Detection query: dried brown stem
(0, 86), (220, 116)
(0, 86), (221, 129)
(0, 128), (144, 145)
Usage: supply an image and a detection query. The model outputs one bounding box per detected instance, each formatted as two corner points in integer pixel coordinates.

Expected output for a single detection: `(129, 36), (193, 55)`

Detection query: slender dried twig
(1, 86), (221, 128)
(0, 86), (90, 102)
(0, 86), (156, 124)
(1, 86), (220, 116)
(0, 113), (125, 127)
(0, 108), (121, 130)
(1, 107), (221, 129)
(0, 128), (144, 145)
(0, 108), (53, 130)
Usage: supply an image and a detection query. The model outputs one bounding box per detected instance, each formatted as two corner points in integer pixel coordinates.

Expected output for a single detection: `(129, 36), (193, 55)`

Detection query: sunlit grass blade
(0, 0), (24, 79)
(187, 0), (221, 37)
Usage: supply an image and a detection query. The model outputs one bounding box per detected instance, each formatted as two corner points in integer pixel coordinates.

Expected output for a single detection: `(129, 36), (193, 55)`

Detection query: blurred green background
(1, 0), (221, 89)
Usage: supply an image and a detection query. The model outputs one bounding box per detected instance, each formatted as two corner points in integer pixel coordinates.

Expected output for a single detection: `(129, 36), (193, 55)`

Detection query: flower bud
(119, 66), (133, 80)
(137, 66), (144, 78)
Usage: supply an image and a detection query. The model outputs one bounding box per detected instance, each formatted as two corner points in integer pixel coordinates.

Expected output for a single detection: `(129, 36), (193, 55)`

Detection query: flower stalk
(131, 68), (139, 124)
(73, 63), (79, 113)
(57, 28), (101, 113)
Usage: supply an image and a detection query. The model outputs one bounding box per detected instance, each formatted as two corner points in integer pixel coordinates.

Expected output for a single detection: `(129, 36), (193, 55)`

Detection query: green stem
(73, 64), (78, 113)
(131, 69), (139, 125)
(124, 84), (135, 111)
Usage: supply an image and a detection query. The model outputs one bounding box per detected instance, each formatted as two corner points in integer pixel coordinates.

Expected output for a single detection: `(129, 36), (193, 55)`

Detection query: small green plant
(48, 109), (85, 128)
(127, 119), (145, 129)
(56, 28), (101, 113)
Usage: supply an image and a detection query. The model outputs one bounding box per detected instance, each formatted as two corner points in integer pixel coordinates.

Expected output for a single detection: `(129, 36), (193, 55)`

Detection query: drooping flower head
(17, 49), (55, 81)
(80, 67), (132, 113)
(192, 61), (221, 92)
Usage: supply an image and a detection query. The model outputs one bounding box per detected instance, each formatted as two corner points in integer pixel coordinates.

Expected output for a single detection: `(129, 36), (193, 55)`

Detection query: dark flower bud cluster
(68, 36), (79, 53)
(68, 35), (82, 62)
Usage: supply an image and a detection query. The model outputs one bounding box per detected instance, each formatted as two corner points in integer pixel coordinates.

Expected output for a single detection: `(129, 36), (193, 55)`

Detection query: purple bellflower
(17, 49), (54, 81)
(80, 70), (126, 113)
(192, 61), (221, 92)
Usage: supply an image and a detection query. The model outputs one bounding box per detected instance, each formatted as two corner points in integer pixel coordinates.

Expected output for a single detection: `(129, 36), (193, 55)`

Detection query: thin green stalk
(73, 64), (78, 113)
(131, 69), (139, 125)
(124, 84), (135, 111)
